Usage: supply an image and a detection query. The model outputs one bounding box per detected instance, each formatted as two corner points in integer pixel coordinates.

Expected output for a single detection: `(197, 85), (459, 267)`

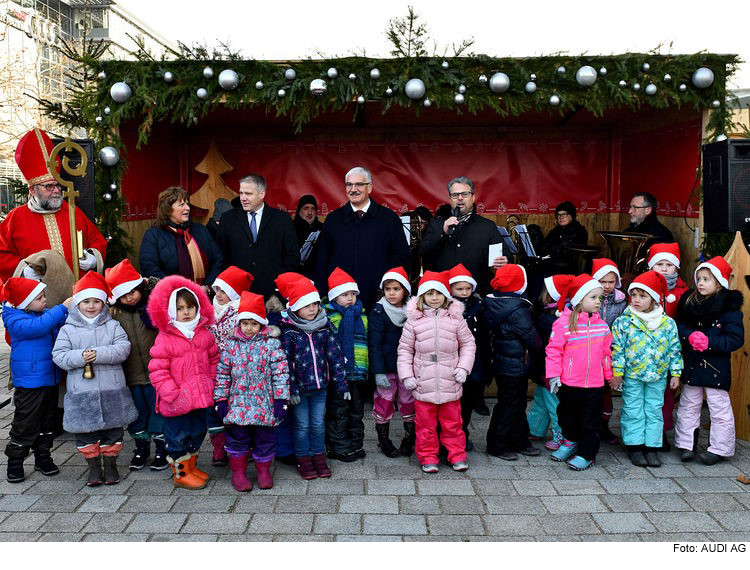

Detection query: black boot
(644, 448), (662, 467)
(103, 455), (120, 485)
(627, 445), (648, 467)
(679, 428), (699, 462)
(376, 423), (400, 458)
(33, 449), (59, 476)
(474, 399), (490, 417)
(150, 439), (169, 471)
(7, 457), (25, 483)
(86, 457), (103, 487)
(129, 439), (150, 471)
(699, 451), (725, 465)
(399, 421), (416, 457)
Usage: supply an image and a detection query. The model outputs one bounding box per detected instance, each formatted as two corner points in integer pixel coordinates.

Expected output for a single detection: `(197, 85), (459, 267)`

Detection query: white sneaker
(421, 463), (439, 473)
(451, 461), (469, 472)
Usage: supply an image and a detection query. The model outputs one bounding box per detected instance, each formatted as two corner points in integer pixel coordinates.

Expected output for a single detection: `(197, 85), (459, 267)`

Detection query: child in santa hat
(105, 260), (167, 472)
(397, 271), (476, 473)
(206, 266), (254, 467)
(2, 278), (71, 483)
(545, 274), (613, 471)
(483, 264), (542, 461)
(674, 256), (744, 465)
(214, 291), (290, 492)
(276, 272), (349, 480)
(527, 274), (572, 452)
(147, 275), (219, 490)
(323, 267), (369, 462)
(610, 271), (683, 468)
(52, 272), (137, 486)
(369, 266), (414, 458)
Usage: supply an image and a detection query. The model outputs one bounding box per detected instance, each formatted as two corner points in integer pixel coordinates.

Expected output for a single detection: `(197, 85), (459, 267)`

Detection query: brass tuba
(598, 231), (655, 278)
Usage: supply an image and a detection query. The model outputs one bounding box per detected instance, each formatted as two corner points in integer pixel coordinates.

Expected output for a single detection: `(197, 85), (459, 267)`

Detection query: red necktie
(356, 210), (364, 220)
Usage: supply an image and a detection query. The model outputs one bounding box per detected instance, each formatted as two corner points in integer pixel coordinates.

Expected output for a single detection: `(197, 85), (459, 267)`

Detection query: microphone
(447, 206), (461, 236)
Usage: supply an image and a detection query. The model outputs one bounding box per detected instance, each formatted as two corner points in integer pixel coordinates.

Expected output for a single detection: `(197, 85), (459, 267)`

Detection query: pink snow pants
(674, 385), (736, 457)
(414, 400), (466, 465)
(372, 373), (416, 424)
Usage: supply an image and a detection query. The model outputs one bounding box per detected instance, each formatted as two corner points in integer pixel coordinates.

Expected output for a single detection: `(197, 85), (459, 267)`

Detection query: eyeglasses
(449, 191), (473, 199)
(36, 183), (61, 191)
(345, 182), (370, 189)
(628, 204), (649, 210)
(556, 212), (572, 218)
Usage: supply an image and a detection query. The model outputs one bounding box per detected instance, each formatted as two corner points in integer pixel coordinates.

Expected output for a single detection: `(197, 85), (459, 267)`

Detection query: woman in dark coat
(538, 201), (589, 276)
(139, 186), (223, 287)
(293, 195), (323, 277)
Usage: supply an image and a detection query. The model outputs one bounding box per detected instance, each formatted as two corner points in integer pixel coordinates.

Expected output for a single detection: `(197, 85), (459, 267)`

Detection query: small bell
(83, 363), (95, 379)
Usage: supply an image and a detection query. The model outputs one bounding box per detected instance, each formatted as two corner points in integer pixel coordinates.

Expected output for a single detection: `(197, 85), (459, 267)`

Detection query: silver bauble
(557, 66), (566, 74)
(284, 68), (296, 81)
(255, 80), (264, 90)
(599, 67), (607, 76)
(454, 93), (465, 104)
(441, 61), (449, 69)
(691, 67), (714, 89)
(163, 71), (174, 83)
(712, 99), (721, 108)
(633, 83), (641, 91)
(95, 116), (103, 124)
(423, 98), (431, 108)
(348, 73), (356, 81)
(370, 68), (381, 80)
(478, 74), (488, 85)
(663, 73), (672, 83)
(203, 66), (214, 79)
(530, 73), (537, 81)
(404, 78), (426, 100)
(619, 80), (627, 87)
(488, 72), (510, 94)
(278, 89), (286, 98)
(525, 81), (537, 94)
(103, 192), (112, 202)
(110, 183), (117, 191)
(645, 83), (657, 96)
(715, 134), (728, 142)
(642, 62), (650, 72)
(196, 88), (208, 99)
(110, 82), (132, 103)
(678, 83), (687, 92)
(98, 146), (120, 167)
(97, 71), (106, 80)
(549, 94), (561, 106)
(385, 87), (393, 97)
(310, 79), (327, 97)
(104, 106), (111, 115)
(458, 84), (467, 94)
(327, 67), (338, 79)
(218, 69), (239, 90)
(575, 65), (597, 87)
(357, 95), (365, 104)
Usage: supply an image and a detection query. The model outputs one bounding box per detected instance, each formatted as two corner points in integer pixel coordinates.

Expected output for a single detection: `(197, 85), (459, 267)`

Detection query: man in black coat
(216, 174), (300, 297)
(315, 167), (410, 308)
(419, 176), (508, 293)
(624, 192), (674, 245)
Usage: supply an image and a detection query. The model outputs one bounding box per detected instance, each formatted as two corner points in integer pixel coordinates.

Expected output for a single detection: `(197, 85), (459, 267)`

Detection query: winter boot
(376, 423), (401, 458)
(627, 446), (648, 467)
(210, 432), (228, 466)
(698, 451), (725, 465)
(188, 453), (210, 481)
(129, 439), (150, 471)
(168, 455), (207, 490)
(311, 453), (331, 478)
(7, 457), (25, 483)
(545, 429), (563, 451)
(644, 448), (662, 467)
(255, 460), (274, 489)
(33, 450), (59, 476)
(296, 456), (317, 480)
(102, 455), (121, 485)
(228, 455), (252, 492)
(679, 428), (699, 462)
(550, 439), (577, 462)
(399, 421), (416, 457)
(150, 439), (169, 471)
(85, 456), (104, 487)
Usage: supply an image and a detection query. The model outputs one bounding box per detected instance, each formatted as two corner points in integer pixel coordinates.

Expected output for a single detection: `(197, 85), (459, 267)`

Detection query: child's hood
(66, 302), (112, 327)
(147, 275), (214, 332)
(405, 296), (464, 320)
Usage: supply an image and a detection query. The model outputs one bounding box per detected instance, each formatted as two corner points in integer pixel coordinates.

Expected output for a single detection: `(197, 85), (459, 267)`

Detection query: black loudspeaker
(702, 138), (750, 232)
(51, 138), (96, 222)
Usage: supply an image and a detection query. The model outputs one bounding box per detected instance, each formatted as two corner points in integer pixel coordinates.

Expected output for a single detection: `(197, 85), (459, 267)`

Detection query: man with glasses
(315, 166), (409, 308)
(0, 128), (107, 282)
(623, 192), (674, 245)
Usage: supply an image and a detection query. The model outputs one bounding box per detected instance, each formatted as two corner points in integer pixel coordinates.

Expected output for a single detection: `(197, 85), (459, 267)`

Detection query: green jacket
(110, 305), (158, 387)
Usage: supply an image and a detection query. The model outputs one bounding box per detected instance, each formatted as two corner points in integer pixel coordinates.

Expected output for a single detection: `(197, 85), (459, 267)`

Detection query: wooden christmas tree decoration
(191, 141), (237, 217)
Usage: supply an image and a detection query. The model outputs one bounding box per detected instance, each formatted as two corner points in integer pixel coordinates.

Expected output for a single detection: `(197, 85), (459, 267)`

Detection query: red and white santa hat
(73, 271), (111, 305)
(591, 258), (621, 288)
(275, 272), (321, 312)
(104, 259), (144, 303)
(236, 291), (268, 325)
(543, 274), (574, 302)
(491, 264), (528, 294)
(448, 263), (477, 292)
(648, 243), (681, 270)
(328, 267), (359, 301)
(695, 256), (732, 289)
(2, 277), (47, 309)
(380, 266), (411, 294)
(417, 270), (452, 299)
(628, 270), (668, 304)
(213, 266), (254, 302)
(561, 274), (602, 312)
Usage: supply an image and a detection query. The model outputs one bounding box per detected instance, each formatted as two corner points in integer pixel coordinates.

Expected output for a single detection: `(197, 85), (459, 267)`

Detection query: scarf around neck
(171, 314), (200, 339)
(664, 272), (679, 290)
(630, 304), (664, 330)
(213, 297), (238, 321)
(287, 306), (329, 333)
(378, 297), (407, 327)
(166, 221), (206, 284)
(331, 300), (365, 367)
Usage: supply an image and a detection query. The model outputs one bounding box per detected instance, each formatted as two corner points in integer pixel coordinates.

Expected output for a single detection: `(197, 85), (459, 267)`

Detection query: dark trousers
(274, 414), (295, 457)
(163, 408), (208, 459)
(225, 424), (276, 461)
(325, 381), (365, 455)
(601, 384), (613, 425)
(5, 385), (59, 459)
(128, 385), (165, 440)
(557, 385), (604, 461)
(75, 427), (125, 457)
(460, 381), (485, 437)
(205, 404), (225, 435)
(486, 375), (531, 455)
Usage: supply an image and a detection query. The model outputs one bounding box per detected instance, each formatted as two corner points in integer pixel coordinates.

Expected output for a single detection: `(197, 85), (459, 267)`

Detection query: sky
(116, 0), (749, 89)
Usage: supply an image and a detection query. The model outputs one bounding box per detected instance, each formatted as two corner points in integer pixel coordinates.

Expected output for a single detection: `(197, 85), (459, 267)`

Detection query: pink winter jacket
(397, 298), (476, 404)
(545, 307), (613, 389)
(147, 276), (220, 417)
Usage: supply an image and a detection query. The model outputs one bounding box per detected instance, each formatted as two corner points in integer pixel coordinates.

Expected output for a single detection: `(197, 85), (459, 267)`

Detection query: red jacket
(664, 277), (689, 318)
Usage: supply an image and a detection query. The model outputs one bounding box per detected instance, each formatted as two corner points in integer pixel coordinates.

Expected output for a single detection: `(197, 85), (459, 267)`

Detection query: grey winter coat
(52, 304), (137, 434)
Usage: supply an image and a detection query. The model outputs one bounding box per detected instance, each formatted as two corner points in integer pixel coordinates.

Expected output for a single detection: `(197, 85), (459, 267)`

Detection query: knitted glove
(342, 391), (351, 401)
(548, 377), (561, 394)
(215, 400), (229, 419)
(273, 399), (288, 422)
(453, 369), (468, 384)
(78, 250), (97, 271)
(375, 374), (391, 389)
(689, 331), (709, 352)
(403, 377), (417, 391)
(289, 394), (301, 406)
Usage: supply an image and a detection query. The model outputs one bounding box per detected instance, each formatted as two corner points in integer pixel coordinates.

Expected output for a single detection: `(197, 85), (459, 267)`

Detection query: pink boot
(254, 460), (274, 489)
(210, 432), (228, 466)
(228, 455), (252, 492)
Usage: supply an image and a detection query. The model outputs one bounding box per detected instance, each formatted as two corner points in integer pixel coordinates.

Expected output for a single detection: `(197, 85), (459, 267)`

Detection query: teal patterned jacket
(611, 307), (683, 383)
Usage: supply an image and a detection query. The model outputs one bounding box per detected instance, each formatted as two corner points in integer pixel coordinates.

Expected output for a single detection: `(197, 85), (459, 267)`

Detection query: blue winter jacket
(367, 300), (404, 375)
(2, 303), (68, 388)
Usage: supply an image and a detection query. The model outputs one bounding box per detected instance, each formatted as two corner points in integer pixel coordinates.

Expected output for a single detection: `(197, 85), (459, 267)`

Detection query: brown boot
(188, 453), (210, 481)
(168, 455), (208, 490)
(311, 453), (331, 478)
(296, 456), (317, 480)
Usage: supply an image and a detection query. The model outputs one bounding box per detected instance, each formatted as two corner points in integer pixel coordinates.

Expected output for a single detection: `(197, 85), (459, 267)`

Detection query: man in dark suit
(217, 174), (299, 297)
(315, 167), (410, 308)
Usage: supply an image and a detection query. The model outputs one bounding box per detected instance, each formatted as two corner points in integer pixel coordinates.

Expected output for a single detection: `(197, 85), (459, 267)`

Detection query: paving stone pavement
(0, 337), (749, 542)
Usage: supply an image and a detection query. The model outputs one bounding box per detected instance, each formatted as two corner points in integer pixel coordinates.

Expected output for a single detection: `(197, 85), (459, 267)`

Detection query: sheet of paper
(400, 215), (411, 243)
(488, 243), (503, 266)
(299, 231), (320, 263)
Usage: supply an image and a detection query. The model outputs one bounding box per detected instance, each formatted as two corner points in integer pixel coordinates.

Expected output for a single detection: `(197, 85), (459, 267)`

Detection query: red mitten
(688, 331), (709, 352)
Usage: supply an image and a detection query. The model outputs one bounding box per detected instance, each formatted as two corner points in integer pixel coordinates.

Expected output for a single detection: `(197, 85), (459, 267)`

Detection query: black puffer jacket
(482, 292), (542, 379)
(676, 289), (744, 391)
(461, 294), (492, 385)
(368, 301), (404, 375)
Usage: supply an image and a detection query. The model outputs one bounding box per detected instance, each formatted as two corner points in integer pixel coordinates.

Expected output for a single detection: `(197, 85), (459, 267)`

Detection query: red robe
(0, 202), (107, 282)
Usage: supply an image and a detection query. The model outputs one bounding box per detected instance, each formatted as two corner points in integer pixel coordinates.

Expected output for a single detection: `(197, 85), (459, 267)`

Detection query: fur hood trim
(406, 296), (464, 320)
(147, 275), (214, 332)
